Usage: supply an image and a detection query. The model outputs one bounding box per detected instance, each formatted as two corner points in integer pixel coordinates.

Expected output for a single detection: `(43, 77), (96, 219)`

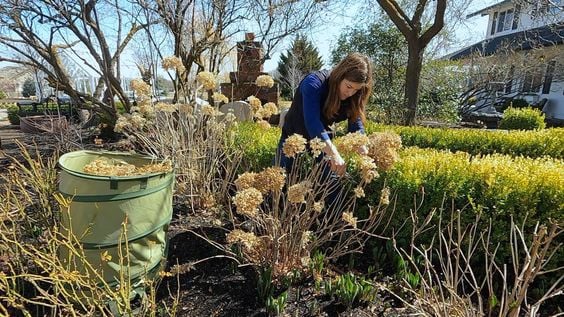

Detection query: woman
(277, 52), (373, 176)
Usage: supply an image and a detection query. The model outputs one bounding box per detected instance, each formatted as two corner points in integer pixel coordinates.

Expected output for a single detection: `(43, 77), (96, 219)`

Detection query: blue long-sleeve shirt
(281, 70), (364, 142)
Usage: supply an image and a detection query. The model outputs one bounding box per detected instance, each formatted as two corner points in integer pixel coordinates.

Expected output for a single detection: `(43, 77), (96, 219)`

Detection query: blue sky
(262, 0), (494, 72)
(0, 0), (495, 78)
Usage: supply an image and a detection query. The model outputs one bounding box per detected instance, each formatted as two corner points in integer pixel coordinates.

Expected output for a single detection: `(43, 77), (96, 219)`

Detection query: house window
(495, 9), (515, 34)
(522, 70), (543, 93)
(542, 61), (556, 94)
(491, 12), (498, 35)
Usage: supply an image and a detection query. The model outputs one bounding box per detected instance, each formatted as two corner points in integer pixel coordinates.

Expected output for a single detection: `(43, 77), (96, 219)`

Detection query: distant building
(0, 66), (34, 98)
(446, 0), (564, 122)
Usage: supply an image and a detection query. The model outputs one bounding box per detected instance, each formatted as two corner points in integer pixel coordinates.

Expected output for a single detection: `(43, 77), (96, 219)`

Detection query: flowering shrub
(225, 131), (398, 282)
(114, 72), (242, 213)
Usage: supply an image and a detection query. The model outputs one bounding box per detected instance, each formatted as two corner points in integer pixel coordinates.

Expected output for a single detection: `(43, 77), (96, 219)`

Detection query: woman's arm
(301, 75), (330, 141)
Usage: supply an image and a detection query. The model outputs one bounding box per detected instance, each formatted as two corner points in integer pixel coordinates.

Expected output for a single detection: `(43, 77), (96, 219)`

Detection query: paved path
(0, 109), (25, 152)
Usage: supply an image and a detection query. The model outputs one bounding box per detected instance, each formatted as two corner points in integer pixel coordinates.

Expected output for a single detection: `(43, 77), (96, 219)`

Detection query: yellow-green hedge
(235, 122), (563, 223)
(233, 122), (280, 171)
(381, 147), (563, 222)
(365, 122), (564, 159)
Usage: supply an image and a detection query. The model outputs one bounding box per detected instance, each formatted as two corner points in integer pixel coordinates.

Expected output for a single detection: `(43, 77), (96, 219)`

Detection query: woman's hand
(324, 140), (346, 176)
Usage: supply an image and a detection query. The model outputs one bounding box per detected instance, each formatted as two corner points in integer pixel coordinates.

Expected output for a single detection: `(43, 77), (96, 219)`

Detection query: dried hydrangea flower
(354, 186), (365, 198)
(130, 112), (148, 130)
(254, 107), (267, 119)
(288, 181), (309, 203)
(342, 212), (357, 228)
(309, 137), (325, 157)
(263, 102), (278, 115)
(313, 201), (324, 213)
(255, 74), (274, 88)
(162, 56), (185, 73)
(368, 132), (402, 171)
(247, 95), (262, 113)
(233, 188), (263, 218)
(235, 172), (257, 191)
(357, 156), (379, 184)
(201, 104), (219, 116)
(212, 92), (229, 104)
(257, 119), (271, 130)
(301, 231), (313, 249)
(380, 187), (390, 206)
(178, 104), (193, 114)
(224, 112), (236, 122)
(226, 229), (262, 250)
(336, 132), (369, 156)
(130, 79), (151, 96)
(114, 115), (132, 133)
(196, 71), (217, 90)
(283, 134), (307, 158)
(155, 102), (177, 113)
(254, 166), (286, 194)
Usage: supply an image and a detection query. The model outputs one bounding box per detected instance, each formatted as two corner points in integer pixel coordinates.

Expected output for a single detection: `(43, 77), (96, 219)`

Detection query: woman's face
(338, 79), (364, 101)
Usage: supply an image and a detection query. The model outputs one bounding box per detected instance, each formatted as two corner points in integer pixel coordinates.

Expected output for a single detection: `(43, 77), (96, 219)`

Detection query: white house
(447, 0), (564, 124)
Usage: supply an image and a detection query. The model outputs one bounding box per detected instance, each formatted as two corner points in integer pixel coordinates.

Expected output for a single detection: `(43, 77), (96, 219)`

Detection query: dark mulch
(154, 206), (408, 317)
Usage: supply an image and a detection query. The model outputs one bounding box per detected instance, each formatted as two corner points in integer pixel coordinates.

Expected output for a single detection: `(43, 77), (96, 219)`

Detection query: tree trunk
(404, 43), (424, 125)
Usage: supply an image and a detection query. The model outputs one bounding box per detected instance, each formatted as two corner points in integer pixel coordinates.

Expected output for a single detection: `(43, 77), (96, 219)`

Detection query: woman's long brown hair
(324, 53), (373, 123)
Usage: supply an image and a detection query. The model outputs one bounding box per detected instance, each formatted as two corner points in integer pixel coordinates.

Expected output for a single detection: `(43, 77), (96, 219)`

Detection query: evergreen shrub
(499, 107), (546, 130)
(365, 122), (562, 159)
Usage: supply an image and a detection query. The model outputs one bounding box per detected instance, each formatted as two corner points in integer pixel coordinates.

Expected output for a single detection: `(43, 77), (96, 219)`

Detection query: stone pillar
(221, 33), (279, 105)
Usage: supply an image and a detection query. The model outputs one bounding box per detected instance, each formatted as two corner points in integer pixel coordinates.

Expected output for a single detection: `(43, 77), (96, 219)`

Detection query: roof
(467, 0), (512, 18)
(447, 23), (564, 60)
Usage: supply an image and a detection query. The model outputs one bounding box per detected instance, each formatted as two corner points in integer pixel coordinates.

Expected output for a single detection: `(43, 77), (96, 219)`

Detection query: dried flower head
(155, 102), (177, 113)
(313, 201), (324, 213)
(226, 229), (262, 250)
(257, 119), (271, 130)
(235, 172), (257, 191)
(354, 186), (365, 198)
(233, 188), (263, 218)
(380, 187), (390, 206)
(254, 166), (286, 194)
(196, 71), (217, 90)
(247, 95), (262, 113)
(288, 181), (309, 204)
(100, 250), (112, 262)
(282, 134), (307, 158)
(342, 212), (357, 228)
(254, 106), (267, 119)
(212, 92), (229, 104)
(162, 56), (185, 73)
(201, 104), (220, 116)
(263, 102), (278, 116)
(255, 74), (275, 88)
(357, 156), (379, 184)
(114, 115), (132, 133)
(336, 132), (369, 156)
(368, 132), (402, 171)
(130, 79), (151, 96)
(224, 112), (237, 122)
(309, 137), (325, 157)
(178, 103), (194, 114)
